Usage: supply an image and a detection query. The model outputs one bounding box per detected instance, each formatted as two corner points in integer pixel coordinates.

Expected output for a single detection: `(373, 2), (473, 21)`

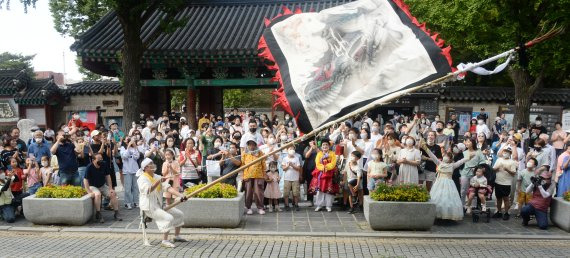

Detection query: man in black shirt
(421, 131), (442, 192)
(169, 111), (180, 130)
(448, 114), (460, 143)
(10, 128), (28, 154)
(84, 153), (121, 223)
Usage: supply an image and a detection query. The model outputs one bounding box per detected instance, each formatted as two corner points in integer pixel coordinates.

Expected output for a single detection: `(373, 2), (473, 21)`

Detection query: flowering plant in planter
(35, 185), (86, 198)
(370, 184), (429, 202)
(184, 183), (237, 199)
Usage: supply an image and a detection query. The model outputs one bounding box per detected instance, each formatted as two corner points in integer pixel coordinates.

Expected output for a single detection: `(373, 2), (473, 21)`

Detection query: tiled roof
(0, 70), (31, 96)
(13, 78), (61, 105)
(71, 0), (352, 56)
(65, 81), (122, 95)
(438, 86), (570, 104)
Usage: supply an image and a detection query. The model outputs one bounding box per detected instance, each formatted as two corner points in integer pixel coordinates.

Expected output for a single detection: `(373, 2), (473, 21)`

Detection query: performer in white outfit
(137, 158), (187, 248)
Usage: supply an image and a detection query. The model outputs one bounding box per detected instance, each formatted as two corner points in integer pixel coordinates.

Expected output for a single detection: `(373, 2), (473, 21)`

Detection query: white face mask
(35, 138), (42, 143)
(280, 135), (288, 142)
(214, 142), (222, 148)
(371, 127), (380, 133)
(371, 154), (379, 160)
(442, 156), (451, 163)
(268, 138), (276, 145)
(535, 121), (542, 125)
(349, 134), (356, 140)
(478, 120), (484, 125)
(41, 161), (48, 167)
(452, 147), (459, 154)
(405, 139), (414, 146)
(526, 161), (534, 168)
(360, 133), (367, 139)
(502, 153), (510, 159)
(0, 173), (5, 181)
(73, 114), (80, 120)
(288, 149), (295, 156)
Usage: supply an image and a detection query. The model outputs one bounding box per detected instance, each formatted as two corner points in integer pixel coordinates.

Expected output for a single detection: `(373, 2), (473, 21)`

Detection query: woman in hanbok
(421, 142), (474, 220)
(137, 158), (188, 248)
(309, 139), (338, 212)
(557, 145), (570, 197)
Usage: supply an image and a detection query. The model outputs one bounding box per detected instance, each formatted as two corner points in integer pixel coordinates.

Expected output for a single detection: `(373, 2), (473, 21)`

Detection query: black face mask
(96, 160), (104, 167)
(534, 147), (542, 152)
(249, 128), (257, 133)
(234, 136), (241, 140)
(436, 128), (443, 133)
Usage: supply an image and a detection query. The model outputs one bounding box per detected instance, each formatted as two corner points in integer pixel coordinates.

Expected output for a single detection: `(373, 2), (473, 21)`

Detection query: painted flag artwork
(259, 0), (453, 133)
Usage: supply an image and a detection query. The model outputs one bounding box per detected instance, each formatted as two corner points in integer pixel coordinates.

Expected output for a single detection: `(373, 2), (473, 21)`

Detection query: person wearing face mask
(164, 136), (180, 157)
(394, 137), (421, 184)
(370, 122), (382, 143)
(142, 121), (155, 144)
(526, 139), (550, 169)
(137, 158), (188, 248)
(492, 148), (518, 220)
(206, 136), (225, 183)
(84, 153), (122, 223)
(239, 120), (264, 153)
(516, 157), (538, 217)
(521, 169), (555, 230)
(120, 138), (141, 210)
(459, 138), (488, 206)
(50, 131), (81, 186)
(281, 145), (302, 211)
(452, 143), (467, 194)
(475, 118), (491, 144)
(421, 132), (443, 192)
(0, 169), (18, 223)
(27, 130), (51, 164)
(421, 141), (474, 220)
(242, 138), (267, 215)
(381, 133), (401, 182)
(259, 134), (280, 168)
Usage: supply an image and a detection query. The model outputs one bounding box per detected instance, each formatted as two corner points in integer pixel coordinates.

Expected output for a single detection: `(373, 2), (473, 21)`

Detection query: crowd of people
(1, 109), (569, 232)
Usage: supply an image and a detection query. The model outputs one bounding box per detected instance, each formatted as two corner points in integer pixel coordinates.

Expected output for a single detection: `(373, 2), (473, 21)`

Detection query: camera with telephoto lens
(530, 175), (543, 187)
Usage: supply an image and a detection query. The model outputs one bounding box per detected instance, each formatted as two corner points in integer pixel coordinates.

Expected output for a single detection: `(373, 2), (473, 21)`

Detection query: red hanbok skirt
(309, 168), (339, 195)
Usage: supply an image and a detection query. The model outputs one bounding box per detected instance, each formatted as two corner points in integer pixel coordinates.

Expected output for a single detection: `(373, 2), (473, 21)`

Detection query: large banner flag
(259, 0), (453, 133)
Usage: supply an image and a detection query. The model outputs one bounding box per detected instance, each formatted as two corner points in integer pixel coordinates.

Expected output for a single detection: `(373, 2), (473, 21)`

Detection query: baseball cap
(91, 130), (100, 137)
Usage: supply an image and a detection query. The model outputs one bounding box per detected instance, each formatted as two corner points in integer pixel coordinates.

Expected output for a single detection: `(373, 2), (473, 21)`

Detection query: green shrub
(370, 184), (430, 202)
(184, 183), (238, 199)
(35, 185), (87, 199)
(564, 191), (570, 202)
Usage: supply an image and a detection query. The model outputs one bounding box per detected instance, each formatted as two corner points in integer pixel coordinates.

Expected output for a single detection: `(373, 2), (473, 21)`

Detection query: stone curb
(1, 226), (569, 240)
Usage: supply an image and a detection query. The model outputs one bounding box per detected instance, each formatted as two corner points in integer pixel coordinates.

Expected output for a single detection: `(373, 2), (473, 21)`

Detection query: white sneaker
(466, 206), (472, 215)
(481, 205), (487, 212)
(326, 207), (332, 212)
(126, 203), (133, 210)
(276, 207), (283, 212)
(315, 207), (322, 212)
(161, 240), (175, 248)
(268, 207), (274, 213)
(258, 209), (266, 215)
(246, 209), (253, 215)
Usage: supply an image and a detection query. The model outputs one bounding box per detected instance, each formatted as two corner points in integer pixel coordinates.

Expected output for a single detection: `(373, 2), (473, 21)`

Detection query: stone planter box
(23, 194), (93, 226)
(364, 195), (436, 231)
(178, 192), (244, 228)
(550, 197), (570, 232)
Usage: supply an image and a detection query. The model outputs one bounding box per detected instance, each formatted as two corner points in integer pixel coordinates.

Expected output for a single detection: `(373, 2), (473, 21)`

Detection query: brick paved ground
(1, 231), (569, 257)
(1, 185), (567, 236)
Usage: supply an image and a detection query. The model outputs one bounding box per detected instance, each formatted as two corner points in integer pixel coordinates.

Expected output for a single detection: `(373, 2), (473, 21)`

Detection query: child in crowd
(8, 158), (26, 215)
(281, 145), (302, 211)
(516, 157), (537, 217)
(23, 158), (42, 195)
(162, 149), (181, 205)
(465, 166), (488, 213)
(264, 161), (282, 212)
(443, 122), (455, 141)
(344, 151), (362, 214)
(40, 155), (54, 186)
(366, 148), (387, 191)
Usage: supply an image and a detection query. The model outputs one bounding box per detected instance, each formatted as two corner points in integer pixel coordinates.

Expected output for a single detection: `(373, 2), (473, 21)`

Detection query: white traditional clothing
(425, 148), (468, 221)
(138, 173), (184, 233)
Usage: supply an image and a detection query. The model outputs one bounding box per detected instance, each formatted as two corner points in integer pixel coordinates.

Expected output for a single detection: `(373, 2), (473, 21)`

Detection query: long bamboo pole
(164, 40), (549, 211)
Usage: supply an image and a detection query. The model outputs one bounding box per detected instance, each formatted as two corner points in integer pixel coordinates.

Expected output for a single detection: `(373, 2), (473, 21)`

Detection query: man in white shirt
(141, 121), (154, 144)
(281, 145), (302, 211)
(239, 120), (264, 152)
(492, 148), (518, 220)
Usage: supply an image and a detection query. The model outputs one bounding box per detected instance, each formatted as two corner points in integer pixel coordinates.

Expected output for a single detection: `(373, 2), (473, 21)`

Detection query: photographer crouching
(521, 166), (555, 230)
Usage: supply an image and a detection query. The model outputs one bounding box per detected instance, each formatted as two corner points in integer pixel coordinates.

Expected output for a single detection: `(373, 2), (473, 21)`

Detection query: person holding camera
(50, 130), (81, 186)
(521, 167), (555, 230)
(0, 168), (18, 223)
(120, 138), (140, 210)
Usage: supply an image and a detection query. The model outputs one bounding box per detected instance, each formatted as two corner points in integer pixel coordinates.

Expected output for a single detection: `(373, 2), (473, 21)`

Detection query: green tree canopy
(0, 52), (35, 77)
(406, 0), (570, 125)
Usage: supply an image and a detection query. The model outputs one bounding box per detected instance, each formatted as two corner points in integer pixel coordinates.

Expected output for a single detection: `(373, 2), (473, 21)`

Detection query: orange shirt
(242, 150), (266, 179)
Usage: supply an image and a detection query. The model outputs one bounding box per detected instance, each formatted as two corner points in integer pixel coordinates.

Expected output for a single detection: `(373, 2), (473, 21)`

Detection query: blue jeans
(28, 182), (42, 195)
(367, 178), (379, 192)
(0, 204), (16, 223)
(521, 204), (549, 230)
(77, 166), (87, 187)
(123, 173), (139, 205)
(59, 171), (81, 186)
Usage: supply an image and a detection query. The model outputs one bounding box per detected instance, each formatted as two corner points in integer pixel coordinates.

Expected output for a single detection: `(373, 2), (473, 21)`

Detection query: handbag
(206, 159), (221, 177)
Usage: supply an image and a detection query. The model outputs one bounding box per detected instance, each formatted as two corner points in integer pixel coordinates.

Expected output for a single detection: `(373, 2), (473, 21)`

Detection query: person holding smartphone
(120, 138), (140, 210)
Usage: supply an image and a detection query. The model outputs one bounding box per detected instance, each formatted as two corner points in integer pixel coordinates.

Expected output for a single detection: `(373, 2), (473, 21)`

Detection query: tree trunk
(117, 13), (144, 132)
(186, 87), (197, 129)
(509, 66), (544, 128)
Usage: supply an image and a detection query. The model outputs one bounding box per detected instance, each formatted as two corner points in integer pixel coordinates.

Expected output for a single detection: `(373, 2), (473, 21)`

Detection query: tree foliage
(224, 89), (274, 108)
(0, 0), (36, 12)
(406, 0), (570, 86)
(0, 52), (35, 78)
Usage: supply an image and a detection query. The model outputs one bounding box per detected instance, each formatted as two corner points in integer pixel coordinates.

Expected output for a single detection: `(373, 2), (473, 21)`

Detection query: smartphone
(154, 141), (159, 148)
